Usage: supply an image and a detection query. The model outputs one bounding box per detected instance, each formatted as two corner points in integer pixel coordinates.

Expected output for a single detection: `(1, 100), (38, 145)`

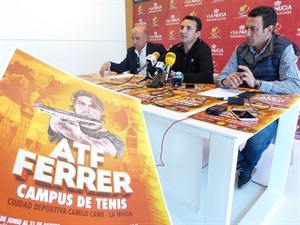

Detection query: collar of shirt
(250, 36), (272, 59)
(177, 38), (201, 55)
(135, 44), (147, 75)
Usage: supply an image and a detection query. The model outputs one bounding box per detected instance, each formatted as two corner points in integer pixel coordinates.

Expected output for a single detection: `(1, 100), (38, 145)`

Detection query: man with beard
(48, 90), (124, 158)
(215, 6), (300, 189)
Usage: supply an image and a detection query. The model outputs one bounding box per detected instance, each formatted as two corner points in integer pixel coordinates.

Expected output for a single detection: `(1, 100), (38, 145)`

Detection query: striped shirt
(215, 44), (300, 94)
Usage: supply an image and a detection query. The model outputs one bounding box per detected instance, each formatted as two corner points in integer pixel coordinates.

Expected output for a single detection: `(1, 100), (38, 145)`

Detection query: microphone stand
(163, 68), (171, 86)
(136, 70), (153, 84)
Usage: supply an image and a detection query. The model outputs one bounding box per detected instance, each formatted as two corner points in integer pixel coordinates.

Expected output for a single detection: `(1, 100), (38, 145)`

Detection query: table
(143, 100), (299, 224)
(79, 73), (300, 224)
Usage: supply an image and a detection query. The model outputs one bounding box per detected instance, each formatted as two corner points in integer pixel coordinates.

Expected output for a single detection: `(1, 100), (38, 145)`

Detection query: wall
(125, 0), (134, 48)
(0, 0), (127, 75)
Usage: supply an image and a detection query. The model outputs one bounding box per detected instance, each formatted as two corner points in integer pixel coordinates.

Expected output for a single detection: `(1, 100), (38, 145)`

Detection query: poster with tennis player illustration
(0, 47), (171, 225)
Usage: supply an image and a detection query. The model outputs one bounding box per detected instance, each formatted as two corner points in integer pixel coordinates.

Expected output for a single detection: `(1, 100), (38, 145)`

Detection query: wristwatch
(254, 79), (261, 89)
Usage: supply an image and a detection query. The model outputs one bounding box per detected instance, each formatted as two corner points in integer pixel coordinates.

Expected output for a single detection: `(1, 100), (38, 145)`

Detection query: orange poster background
(0, 48), (171, 225)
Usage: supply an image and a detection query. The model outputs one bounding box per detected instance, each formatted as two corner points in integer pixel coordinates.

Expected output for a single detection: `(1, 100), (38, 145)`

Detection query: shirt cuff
(215, 75), (229, 88)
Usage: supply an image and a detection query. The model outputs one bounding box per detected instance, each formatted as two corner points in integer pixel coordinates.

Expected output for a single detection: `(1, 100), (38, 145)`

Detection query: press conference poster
(0, 48), (171, 225)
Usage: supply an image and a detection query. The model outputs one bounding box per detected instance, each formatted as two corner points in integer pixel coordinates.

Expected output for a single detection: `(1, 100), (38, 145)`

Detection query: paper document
(198, 87), (244, 99)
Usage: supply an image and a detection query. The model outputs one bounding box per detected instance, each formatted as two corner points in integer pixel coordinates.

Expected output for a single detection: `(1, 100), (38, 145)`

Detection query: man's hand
(50, 116), (118, 158)
(222, 71), (243, 88)
(99, 61), (111, 77)
(49, 116), (87, 142)
(222, 65), (256, 88)
(238, 65), (256, 88)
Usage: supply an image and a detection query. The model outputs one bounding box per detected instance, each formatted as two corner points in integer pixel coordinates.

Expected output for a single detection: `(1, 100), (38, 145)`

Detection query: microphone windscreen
(165, 52), (176, 66)
(145, 52), (160, 66)
(152, 51), (160, 60)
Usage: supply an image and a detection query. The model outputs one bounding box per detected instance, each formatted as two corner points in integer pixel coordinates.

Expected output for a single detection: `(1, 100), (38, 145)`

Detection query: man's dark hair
(72, 90), (104, 110)
(71, 90), (105, 121)
(183, 15), (202, 32)
(248, 6), (277, 30)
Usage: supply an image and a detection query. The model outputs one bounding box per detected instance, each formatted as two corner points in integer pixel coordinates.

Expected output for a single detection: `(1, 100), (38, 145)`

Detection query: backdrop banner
(0, 48), (171, 225)
(133, 0), (300, 72)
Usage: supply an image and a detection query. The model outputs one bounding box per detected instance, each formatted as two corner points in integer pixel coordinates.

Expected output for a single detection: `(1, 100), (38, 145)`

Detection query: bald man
(99, 26), (166, 76)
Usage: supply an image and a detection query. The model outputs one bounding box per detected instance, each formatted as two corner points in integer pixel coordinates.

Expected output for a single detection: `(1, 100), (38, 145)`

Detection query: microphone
(136, 51), (160, 75)
(172, 71), (184, 88)
(164, 52), (176, 83)
(146, 62), (166, 88)
(137, 55), (164, 84)
(153, 61), (166, 76)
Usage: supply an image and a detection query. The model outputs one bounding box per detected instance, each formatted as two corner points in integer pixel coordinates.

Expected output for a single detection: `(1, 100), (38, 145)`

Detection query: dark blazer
(110, 42), (167, 75)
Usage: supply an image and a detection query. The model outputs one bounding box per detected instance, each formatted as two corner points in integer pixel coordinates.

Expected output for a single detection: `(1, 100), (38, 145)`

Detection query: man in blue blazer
(99, 26), (166, 77)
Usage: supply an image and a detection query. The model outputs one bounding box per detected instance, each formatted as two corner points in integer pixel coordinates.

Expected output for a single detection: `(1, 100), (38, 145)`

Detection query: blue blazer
(110, 42), (167, 75)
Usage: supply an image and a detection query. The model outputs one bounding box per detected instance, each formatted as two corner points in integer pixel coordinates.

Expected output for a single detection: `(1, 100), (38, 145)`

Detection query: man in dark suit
(99, 26), (166, 77)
